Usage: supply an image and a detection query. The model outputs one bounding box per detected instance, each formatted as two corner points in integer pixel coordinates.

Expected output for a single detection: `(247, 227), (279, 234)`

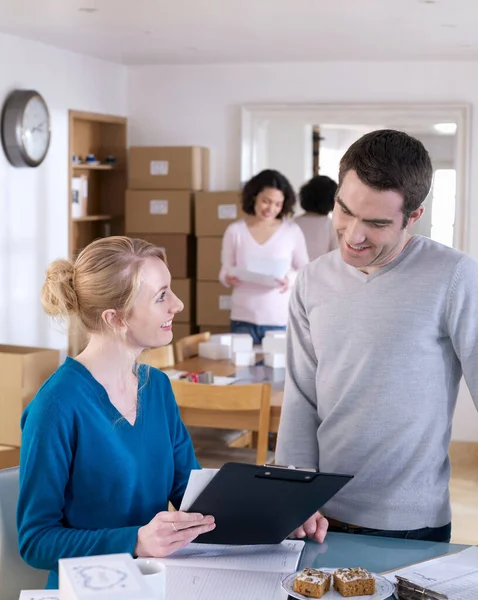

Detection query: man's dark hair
(299, 175), (337, 215)
(242, 169), (296, 219)
(338, 129), (433, 228)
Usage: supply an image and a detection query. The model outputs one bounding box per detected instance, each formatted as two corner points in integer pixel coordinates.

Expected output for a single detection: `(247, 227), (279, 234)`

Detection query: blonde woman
(17, 237), (215, 590)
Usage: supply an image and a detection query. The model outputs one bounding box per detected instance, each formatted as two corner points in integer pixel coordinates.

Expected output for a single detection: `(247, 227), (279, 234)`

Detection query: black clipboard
(188, 462), (353, 545)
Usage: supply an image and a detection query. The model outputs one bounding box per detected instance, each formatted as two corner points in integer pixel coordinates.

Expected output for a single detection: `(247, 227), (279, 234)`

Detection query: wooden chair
(171, 380), (271, 465)
(137, 344), (175, 370)
(175, 331), (211, 362)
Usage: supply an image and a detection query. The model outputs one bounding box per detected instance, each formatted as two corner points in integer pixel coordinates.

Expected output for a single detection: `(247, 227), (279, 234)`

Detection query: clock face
(22, 95), (50, 163)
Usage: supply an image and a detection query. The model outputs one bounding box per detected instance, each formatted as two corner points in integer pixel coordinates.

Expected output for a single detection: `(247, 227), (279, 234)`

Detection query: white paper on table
(212, 376), (238, 386)
(162, 369), (188, 379)
(165, 566), (288, 600)
(19, 592), (60, 600)
(162, 540), (304, 573)
(384, 546), (478, 600)
(180, 469), (219, 511)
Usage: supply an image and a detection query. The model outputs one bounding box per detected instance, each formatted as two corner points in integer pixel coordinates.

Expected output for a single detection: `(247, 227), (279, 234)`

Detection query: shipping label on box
(150, 160), (169, 176)
(219, 295), (232, 310)
(149, 200), (168, 215)
(217, 204), (238, 220)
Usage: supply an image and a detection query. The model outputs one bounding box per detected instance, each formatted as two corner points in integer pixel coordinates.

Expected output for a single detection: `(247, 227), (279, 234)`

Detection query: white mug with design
(135, 558), (166, 599)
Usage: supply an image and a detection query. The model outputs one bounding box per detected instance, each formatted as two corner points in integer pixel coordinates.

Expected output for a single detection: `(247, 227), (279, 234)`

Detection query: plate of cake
(282, 567), (395, 599)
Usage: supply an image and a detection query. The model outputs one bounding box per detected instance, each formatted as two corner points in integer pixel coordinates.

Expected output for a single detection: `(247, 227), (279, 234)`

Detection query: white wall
(128, 61), (478, 442)
(0, 33), (127, 353)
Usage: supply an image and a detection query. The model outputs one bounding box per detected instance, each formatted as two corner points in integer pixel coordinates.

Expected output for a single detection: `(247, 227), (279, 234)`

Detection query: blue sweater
(17, 357), (200, 589)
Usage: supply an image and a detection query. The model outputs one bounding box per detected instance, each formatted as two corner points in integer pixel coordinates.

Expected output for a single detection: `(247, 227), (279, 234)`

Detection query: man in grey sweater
(276, 129), (478, 543)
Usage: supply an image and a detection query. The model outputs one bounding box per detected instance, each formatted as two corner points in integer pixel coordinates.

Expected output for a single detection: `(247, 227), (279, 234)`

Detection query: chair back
(0, 467), (48, 599)
(137, 344), (175, 370)
(171, 380), (271, 464)
(175, 332), (211, 362)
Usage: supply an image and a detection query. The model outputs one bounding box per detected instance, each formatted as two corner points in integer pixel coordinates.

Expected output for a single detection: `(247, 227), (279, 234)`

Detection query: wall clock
(1, 89), (51, 167)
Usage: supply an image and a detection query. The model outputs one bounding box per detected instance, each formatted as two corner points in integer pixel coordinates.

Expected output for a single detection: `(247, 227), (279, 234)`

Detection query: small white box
(264, 353), (286, 369)
(233, 351), (256, 366)
(59, 553), (155, 600)
(231, 334), (254, 353)
(264, 330), (286, 338)
(198, 341), (232, 360)
(262, 336), (286, 354)
(19, 593), (59, 600)
(210, 334), (233, 346)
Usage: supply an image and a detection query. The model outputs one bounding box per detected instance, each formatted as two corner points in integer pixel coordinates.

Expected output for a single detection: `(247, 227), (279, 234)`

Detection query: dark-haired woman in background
(219, 169), (308, 345)
(295, 175), (338, 261)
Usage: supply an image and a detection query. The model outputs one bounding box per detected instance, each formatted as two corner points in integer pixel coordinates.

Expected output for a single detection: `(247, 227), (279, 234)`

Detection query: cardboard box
(128, 233), (195, 279)
(196, 282), (232, 326)
(199, 325), (231, 335)
(0, 346), (60, 446)
(172, 279), (194, 323)
(128, 146), (209, 191)
(125, 190), (193, 234)
(197, 236), (222, 281)
(173, 323), (196, 340)
(195, 191), (243, 236)
(0, 445), (20, 469)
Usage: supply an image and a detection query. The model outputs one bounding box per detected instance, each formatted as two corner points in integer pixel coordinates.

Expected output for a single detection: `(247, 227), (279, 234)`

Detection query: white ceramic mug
(136, 558), (166, 599)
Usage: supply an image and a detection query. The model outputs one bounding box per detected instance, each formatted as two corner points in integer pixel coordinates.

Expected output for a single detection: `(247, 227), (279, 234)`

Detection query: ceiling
(0, 0), (477, 65)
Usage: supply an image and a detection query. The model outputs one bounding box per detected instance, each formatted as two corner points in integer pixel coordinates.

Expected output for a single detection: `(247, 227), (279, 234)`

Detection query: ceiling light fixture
(433, 122), (457, 135)
(78, 7), (98, 13)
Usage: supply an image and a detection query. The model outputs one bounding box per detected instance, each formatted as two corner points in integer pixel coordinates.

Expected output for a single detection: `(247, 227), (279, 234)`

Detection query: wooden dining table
(172, 356), (284, 433)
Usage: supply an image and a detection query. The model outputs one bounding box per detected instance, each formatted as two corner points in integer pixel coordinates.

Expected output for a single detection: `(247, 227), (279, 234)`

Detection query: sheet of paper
(230, 267), (279, 288)
(180, 469), (219, 511)
(384, 546), (478, 600)
(162, 540), (304, 573)
(166, 566), (288, 600)
(212, 376), (238, 386)
(244, 256), (289, 278)
(162, 369), (187, 379)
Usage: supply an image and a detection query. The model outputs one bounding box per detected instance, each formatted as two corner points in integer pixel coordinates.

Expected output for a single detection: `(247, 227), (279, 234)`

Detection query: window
(430, 169), (456, 248)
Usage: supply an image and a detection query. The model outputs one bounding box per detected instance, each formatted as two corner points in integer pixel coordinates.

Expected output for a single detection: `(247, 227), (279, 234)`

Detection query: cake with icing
(333, 567), (375, 597)
(293, 568), (332, 598)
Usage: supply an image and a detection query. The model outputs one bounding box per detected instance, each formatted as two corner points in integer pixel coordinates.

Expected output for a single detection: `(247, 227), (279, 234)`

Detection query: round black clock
(1, 89), (51, 167)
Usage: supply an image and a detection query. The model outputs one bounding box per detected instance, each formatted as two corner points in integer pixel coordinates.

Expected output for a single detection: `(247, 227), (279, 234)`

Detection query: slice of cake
(333, 567), (375, 597)
(293, 568), (332, 598)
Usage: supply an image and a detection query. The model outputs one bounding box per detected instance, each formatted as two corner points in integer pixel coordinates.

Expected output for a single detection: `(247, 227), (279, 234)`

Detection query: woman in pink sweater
(219, 169), (309, 344)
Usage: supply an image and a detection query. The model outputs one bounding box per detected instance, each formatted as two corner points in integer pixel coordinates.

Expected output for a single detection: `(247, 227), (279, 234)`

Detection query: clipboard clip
(395, 576), (448, 600)
(255, 466), (317, 482)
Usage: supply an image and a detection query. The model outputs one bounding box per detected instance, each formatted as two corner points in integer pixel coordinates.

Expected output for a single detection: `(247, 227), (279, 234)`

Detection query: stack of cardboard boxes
(0, 345), (59, 469)
(195, 191), (244, 334)
(125, 147), (210, 338)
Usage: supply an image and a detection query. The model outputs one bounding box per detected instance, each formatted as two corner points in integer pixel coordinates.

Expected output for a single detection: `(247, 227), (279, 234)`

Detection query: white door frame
(241, 103), (471, 252)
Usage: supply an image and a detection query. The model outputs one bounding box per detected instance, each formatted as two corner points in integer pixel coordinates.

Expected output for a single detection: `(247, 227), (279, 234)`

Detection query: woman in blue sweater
(17, 236), (215, 589)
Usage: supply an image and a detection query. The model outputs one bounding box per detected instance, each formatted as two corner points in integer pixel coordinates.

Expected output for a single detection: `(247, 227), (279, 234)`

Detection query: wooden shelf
(72, 164), (115, 171)
(73, 215), (112, 222)
(68, 109), (127, 356)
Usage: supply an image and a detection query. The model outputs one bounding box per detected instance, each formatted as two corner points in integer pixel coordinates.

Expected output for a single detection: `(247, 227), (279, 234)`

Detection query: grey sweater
(275, 236), (478, 530)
